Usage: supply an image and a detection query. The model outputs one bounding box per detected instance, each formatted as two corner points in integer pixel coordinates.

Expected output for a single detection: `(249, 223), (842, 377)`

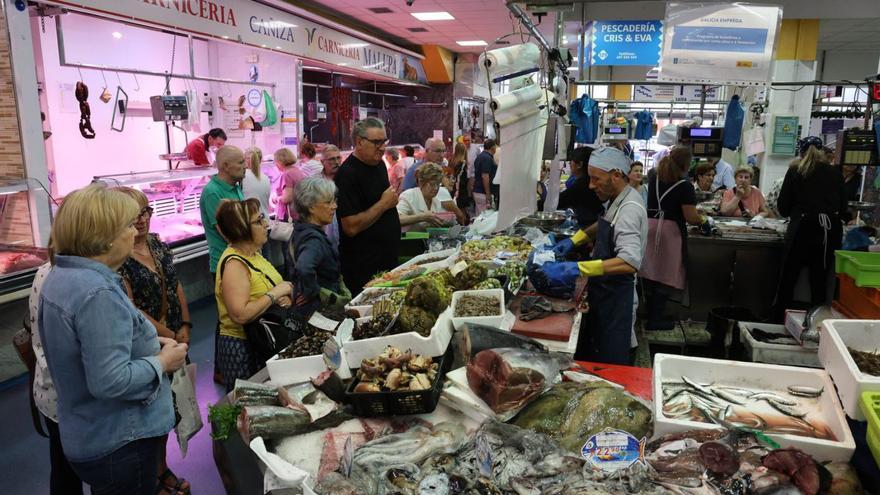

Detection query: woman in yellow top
(214, 198), (293, 391)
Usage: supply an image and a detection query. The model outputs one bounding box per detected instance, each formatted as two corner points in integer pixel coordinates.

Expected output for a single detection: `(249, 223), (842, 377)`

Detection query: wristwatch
(266, 292), (277, 305)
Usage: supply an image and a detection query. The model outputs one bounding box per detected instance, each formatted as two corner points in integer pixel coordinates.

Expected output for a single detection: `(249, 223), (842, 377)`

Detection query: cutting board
(509, 293), (575, 342)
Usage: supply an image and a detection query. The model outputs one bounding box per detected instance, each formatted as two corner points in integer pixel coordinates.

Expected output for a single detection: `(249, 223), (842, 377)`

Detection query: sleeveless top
(215, 247), (282, 339)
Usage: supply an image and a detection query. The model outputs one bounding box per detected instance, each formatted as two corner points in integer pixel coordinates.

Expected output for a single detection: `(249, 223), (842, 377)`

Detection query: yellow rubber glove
(571, 229), (590, 246)
(577, 259), (604, 277)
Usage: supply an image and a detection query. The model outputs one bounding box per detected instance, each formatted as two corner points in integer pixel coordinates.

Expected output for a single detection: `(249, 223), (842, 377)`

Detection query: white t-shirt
(397, 187), (451, 231)
(241, 169), (272, 218)
(298, 159), (323, 178)
(30, 263), (58, 422)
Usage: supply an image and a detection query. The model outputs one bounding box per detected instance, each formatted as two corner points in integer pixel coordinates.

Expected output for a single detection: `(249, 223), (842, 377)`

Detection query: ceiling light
(411, 12), (454, 21)
(112, 31), (123, 39)
(572, 57), (578, 62)
(568, 67), (579, 72)
(456, 40), (487, 46)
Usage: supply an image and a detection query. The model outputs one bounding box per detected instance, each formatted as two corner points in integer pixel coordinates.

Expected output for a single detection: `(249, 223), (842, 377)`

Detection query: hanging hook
(101, 70), (108, 88)
(133, 74), (141, 92)
(77, 67), (83, 82)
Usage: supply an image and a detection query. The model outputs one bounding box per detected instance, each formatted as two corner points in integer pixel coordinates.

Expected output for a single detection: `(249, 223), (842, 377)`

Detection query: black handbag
(219, 255), (304, 364)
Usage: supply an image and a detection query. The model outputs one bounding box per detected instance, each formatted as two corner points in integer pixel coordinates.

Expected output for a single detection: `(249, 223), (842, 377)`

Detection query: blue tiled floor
(0, 298), (227, 494)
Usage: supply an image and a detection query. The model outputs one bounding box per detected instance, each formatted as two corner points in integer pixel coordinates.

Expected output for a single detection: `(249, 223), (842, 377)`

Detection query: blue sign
(671, 26), (768, 53)
(590, 20), (663, 66)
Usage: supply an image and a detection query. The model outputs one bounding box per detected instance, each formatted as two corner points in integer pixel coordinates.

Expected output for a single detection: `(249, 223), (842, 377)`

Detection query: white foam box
(739, 322), (821, 368)
(818, 319), (880, 421)
(265, 318), (353, 385)
(653, 354), (855, 463)
(342, 307), (454, 366)
(451, 288), (505, 331)
(345, 287), (399, 318)
(397, 247), (458, 271)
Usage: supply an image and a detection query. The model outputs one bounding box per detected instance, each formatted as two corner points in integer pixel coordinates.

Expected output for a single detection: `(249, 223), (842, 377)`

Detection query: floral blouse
(119, 234), (183, 332)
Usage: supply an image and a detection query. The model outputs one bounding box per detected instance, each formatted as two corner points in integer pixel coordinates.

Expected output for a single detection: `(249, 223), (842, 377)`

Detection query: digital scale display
(690, 128), (712, 137)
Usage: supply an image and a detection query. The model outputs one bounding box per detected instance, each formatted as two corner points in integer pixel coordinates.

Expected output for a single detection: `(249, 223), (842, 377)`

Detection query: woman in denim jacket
(38, 184), (188, 495)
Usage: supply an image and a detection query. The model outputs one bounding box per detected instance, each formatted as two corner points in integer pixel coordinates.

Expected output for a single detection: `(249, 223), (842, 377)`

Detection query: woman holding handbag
(641, 146), (711, 331)
(215, 199), (293, 391)
(115, 187), (192, 495)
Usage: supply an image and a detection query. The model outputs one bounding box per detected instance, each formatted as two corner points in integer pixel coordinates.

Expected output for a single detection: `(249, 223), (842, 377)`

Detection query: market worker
(334, 117), (400, 294)
(693, 163), (717, 193)
(720, 166), (769, 218)
(558, 146), (604, 228)
(473, 139), (499, 214)
(773, 139), (846, 317)
(184, 128), (226, 166)
(545, 147), (647, 365)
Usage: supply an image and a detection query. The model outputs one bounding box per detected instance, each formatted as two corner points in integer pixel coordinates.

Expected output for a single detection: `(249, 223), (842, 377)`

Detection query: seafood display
(466, 347), (570, 417)
(453, 294), (502, 318)
(452, 323), (547, 369)
(277, 329), (334, 359)
(661, 377), (836, 440)
(351, 288), (399, 307)
(412, 254), (451, 266)
(747, 326), (800, 346)
(847, 346), (880, 377)
(366, 266), (427, 288)
(452, 262), (488, 290)
(493, 261), (526, 292)
(458, 236), (533, 263)
(238, 405), (311, 440)
(353, 313), (395, 341)
(511, 382), (653, 452)
(351, 346), (440, 393)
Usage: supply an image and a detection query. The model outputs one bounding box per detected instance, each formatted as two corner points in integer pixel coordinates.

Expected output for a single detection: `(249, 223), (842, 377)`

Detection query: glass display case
(0, 181), (48, 300)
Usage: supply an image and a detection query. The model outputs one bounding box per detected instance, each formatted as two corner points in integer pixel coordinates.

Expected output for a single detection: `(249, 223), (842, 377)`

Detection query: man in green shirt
(200, 145), (246, 274)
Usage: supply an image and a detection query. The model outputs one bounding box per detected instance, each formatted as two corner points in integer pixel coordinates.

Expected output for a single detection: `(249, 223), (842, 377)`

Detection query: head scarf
(588, 146), (632, 174)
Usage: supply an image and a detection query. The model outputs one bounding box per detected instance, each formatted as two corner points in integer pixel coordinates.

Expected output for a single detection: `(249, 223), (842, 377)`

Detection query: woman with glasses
(214, 199), (293, 391)
(291, 178), (350, 317)
(114, 187), (192, 495)
(397, 163), (454, 231)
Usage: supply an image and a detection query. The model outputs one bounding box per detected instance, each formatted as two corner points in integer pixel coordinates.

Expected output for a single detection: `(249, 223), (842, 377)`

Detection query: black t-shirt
(843, 173), (862, 202)
(647, 177), (696, 233)
(334, 153), (400, 291)
(558, 177), (604, 227)
(778, 163), (847, 219)
(473, 151), (497, 195)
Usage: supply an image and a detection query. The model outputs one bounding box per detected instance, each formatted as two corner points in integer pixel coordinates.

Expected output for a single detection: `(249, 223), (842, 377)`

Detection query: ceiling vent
(407, 27), (429, 32)
(367, 7), (394, 14)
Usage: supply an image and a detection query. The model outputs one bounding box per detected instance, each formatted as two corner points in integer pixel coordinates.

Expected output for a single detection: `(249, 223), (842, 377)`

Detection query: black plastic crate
(345, 344), (452, 417)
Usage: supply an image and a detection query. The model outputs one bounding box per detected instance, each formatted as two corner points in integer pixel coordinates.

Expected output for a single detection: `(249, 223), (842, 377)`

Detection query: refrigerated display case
(0, 180), (48, 302)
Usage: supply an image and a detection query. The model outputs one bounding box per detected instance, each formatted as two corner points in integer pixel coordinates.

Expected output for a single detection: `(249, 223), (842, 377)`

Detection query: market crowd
(25, 115), (848, 495)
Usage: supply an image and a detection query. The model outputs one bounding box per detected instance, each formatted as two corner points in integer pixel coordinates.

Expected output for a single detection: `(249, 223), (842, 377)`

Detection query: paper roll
(480, 43), (541, 77)
(495, 107), (541, 128)
(490, 84), (542, 112)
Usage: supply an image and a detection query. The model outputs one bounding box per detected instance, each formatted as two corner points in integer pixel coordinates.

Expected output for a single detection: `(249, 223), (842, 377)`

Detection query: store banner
(589, 20), (663, 66)
(659, 2), (782, 86)
(47, 0), (422, 82)
(633, 84), (717, 102)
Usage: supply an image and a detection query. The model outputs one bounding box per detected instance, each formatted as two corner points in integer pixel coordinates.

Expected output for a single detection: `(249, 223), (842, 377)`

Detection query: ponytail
(797, 146), (827, 178)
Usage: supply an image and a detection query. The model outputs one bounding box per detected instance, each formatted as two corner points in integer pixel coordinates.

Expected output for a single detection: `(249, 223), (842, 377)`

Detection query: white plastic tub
(653, 354), (855, 463)
(818, 319), (880, 421)
(451, 289), (505, 331)
(345, 287), (399, 318)
(265, 320), (353, 385)
(739, 322), (821, 368)
(343, 307), (453, 367)
(397, 247), (458, 271)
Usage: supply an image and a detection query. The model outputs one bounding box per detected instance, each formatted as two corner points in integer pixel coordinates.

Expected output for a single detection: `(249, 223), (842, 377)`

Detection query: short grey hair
(425, 137), (443, 151)
(321, 144), (340, 160)
(294, 177), (337, 220)
(385, 147), (400, 161)
(351, 117), (385, 143)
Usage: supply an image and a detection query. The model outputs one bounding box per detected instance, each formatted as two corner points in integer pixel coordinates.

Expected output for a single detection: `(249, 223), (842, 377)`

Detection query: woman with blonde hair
(38, 184), (188, 495)
(242, 147), (270, 219)
(774, 139), (847, 315)
(720, 166), (769, 218)
(273, 147), (303, 221)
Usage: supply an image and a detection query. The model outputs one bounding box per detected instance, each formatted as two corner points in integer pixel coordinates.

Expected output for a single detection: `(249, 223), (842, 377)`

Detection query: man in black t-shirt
(334, 118), (401, 294)
(558, 146), (604, 227)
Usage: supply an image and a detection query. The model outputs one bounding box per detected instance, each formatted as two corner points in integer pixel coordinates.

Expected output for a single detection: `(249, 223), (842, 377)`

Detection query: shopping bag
(172, 363), (203, 457)
(743, 127), (765, 156)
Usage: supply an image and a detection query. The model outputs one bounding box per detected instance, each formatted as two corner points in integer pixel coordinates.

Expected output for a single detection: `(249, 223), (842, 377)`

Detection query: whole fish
(787, 385), (823, 398)
(767, 400), (807, 418)
(452, 323), (546, 369)
(712, 388), (747, 405)
(749, 392), (797, 406)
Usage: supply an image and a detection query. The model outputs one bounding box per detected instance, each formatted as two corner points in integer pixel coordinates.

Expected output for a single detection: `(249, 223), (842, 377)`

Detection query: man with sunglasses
(334, 118), (400, 294)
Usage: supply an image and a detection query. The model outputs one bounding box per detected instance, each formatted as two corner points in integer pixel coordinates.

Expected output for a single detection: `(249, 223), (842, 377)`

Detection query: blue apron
(575, 199), (643, 365)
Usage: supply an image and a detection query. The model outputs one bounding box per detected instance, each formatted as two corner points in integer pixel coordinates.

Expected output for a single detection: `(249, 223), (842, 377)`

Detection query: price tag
(450, 260), (469, 277)
(308, 312), (340, 332)
(581, 428), (646, 472)
(322, 337), (342, 371)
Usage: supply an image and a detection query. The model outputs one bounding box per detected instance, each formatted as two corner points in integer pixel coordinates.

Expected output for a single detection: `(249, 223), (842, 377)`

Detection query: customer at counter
(292, 178), (350, 317)
(398, 163), (455, 232)
(200, 146), (245, 274)
(386, 147), (404, 192)
(242, 147), (270, 219)
(693, 163), (717, 193)
(628, 161), (647, 204)
(38, 184), (187, 495)
(274, 148), (304, 221)
(335, 117), (400, 294)
(184, 128), (226, 166)
(545, 147), (648, 365)
(558, 146), (604, 228)
(215, 199), (293, 391)
(115, 187), (192, 495)
(473, 139), (499, 214)
(642, 146), (711, 331)
(401, 137), (447, 191)
(720, 167), (768, 218)
(774, 140), (846, 315)
(297, 142), (323, 178)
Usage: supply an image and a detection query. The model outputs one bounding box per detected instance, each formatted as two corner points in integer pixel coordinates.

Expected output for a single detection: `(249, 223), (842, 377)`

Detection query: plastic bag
(259, 90), (277, 127)
(172, 364), (202, 457)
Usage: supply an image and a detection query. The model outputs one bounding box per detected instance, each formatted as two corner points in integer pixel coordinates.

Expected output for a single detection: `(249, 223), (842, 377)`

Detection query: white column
(759, 60), (817, 191)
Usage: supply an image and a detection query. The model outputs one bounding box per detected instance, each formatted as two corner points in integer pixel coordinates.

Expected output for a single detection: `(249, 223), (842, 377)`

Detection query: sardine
(712, 388), (747, 405)
(767, 400), (807, 418)
(682, 376), (713, 394)
(787, 385), (823, 398)
(749, 392), (797, 406)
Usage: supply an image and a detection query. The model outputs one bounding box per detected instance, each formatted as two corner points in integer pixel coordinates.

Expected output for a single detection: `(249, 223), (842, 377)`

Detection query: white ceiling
(818, 19), (880, 51)
(304, 0), (556, 54)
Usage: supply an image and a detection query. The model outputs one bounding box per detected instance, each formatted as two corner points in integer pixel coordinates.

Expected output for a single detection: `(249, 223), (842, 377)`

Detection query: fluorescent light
(572, 57), (578, 62)
(568, 67), (579, 72)
(112, 31), (123, 39)
(456, 40), (487, 46)
(411, 12), (454, 21)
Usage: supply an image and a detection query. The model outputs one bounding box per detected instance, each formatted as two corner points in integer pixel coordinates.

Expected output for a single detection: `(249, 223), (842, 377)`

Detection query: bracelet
(265, 292), (277, 305)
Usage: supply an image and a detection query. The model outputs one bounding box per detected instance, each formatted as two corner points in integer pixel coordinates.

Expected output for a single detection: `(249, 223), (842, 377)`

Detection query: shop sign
(589, 20), (663, 66)
(659, 2), (782, 86)
(47, 0), (422, 82)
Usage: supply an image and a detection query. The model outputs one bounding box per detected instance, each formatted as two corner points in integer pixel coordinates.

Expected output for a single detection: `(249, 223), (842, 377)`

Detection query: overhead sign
(633, 84), (717, 102)
(589, 20), (663, 66)
(659, 2), (782, 86)
(45, 0), (423, 82)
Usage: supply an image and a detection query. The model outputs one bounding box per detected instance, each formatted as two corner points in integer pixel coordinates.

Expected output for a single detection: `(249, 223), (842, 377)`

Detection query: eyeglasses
(323, 156), (342, 162)
(361, 137), (389, 147)
(137, 206), (154, 219)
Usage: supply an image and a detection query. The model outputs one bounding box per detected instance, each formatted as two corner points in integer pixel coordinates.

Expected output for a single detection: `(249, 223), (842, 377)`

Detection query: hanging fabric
(722, 94), (745, 150)
(633, 110), (655, 140)
(569, 94), (600, 144)
(259, 90), (277, 127)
